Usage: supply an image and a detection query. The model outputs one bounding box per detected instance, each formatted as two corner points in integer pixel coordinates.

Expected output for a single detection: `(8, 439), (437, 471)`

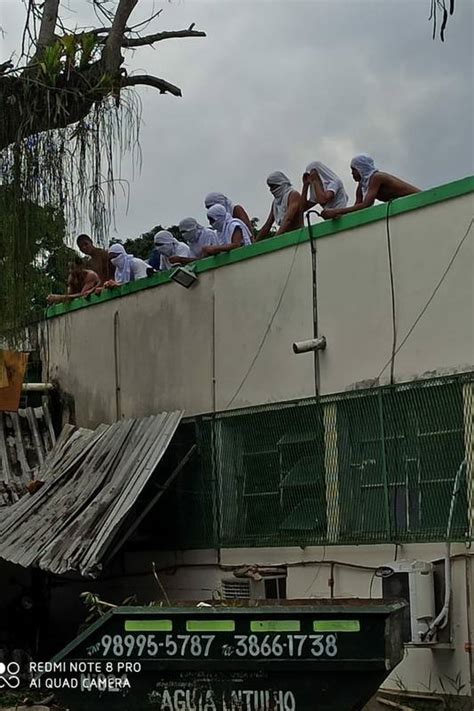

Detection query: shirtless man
(76, 233), (112, 284)
(321, 154), (420, 219)
(47, 257), (100, 304)
(257, 171), (303, 240)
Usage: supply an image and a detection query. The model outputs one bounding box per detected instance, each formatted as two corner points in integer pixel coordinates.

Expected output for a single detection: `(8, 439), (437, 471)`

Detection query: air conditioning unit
(221, 579), (267, 600)
(379, 560), (436, 644)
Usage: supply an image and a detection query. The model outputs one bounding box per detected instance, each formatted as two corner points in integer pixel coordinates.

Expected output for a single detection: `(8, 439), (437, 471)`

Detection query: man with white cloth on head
(257, 171), (303, 241)
(177, 218), (217, 261)
(202, 204), (252, 256)
(204, 192), (253, 234)
(107, 243), (149, 286)
(301, 161), (348, 214)
(152, 230), (192, 270)
(321, 154), (420, 219)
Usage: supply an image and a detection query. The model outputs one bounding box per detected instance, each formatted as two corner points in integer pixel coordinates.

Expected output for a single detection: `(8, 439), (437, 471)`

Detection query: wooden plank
(42, 397), (57, 447)
(10, 412), (31, 482)
(0, 412), (12, 483)
(25, 407), (45, 466)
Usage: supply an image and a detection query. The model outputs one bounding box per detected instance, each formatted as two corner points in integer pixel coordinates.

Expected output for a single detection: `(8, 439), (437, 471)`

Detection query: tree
(0, 1), (205, 151)
(0, 2), (205, 333)
(0, 186), (74, 327)
(429, 0), (456, 42)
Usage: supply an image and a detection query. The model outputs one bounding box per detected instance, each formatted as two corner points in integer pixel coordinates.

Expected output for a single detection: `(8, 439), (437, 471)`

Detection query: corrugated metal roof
(0, 411), (183, 578)
(0, 403), (56, 506)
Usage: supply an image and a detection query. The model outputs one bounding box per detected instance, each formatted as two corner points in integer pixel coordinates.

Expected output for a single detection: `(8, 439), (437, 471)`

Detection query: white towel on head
(109, 243), (133, 284)
(179, 218), (217, 258)
(305, 161), (348, 209)
(204, 192), (234, 214)
(350, 154), (378, 198)
(206, 205), (252, 247)
(154, 230), (191, 270)
(266, 171), (295, 225)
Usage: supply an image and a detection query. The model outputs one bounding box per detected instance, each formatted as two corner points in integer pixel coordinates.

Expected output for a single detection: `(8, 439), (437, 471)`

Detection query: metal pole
(306, 211), (321, 398)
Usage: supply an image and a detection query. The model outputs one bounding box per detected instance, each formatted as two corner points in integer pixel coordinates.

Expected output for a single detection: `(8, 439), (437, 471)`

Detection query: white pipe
(21, 383), (55, 392)
(423, 460), (465, 641)
(293, 337), (327, 354)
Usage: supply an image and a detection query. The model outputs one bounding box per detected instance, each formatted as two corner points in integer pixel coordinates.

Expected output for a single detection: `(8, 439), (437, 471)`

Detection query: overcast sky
(1, 0), (473, 240)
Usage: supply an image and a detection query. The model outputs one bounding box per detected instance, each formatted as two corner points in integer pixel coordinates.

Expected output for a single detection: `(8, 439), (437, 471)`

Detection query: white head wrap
(109, 243), (134, 284)
(154, 230), (191, 270)
(207, 204), (252, 247)
(204, 192), (234, 214)
(350, 154), (377, 198)
(179, 217), (217, 258)
(266, 171), (295, 225)
(305, 161), (349, 209)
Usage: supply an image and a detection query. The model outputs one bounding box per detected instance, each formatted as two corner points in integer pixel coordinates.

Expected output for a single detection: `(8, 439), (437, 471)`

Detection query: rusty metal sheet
(0, 411), (183, 578)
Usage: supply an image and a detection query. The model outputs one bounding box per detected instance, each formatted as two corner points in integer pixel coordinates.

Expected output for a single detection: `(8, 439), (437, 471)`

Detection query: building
(5, 177), (474, 707)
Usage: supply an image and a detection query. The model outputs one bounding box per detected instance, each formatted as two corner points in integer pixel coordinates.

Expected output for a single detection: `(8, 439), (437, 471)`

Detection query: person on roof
(152, 230), (192, 270)
(321, 154), (421, 219)
(107, 243), (150, 285)
(177, 217), (217, 261)
(47, 256), (100, 304)
(301, 161), (348, 214)
(257, 171), (303, 240)
(76, 234), (113, 284)
(201, 204), (252, 256)
(204, 192), (253, 234)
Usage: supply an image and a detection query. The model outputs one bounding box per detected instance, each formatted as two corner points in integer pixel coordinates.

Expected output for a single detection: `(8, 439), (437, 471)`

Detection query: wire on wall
(373, 217), (474, 384)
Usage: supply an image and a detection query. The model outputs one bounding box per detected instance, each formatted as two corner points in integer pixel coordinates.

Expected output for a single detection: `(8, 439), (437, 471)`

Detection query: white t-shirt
(130, 258), (150, 280)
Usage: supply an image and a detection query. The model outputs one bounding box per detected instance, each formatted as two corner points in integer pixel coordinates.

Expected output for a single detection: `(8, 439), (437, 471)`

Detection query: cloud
(1, 0), (472, 239)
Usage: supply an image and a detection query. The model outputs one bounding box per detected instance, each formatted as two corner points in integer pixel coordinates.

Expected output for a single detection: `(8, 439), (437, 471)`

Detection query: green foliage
(39, 42), (64, 84)
(0, 186), (73, 331)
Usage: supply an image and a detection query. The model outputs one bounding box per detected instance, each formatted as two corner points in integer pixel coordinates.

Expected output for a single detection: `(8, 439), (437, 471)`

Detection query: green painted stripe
(250, 620), (301, 633)
(45, 176), (474, 320)
(313, 620), (361, 632)
(186, 620), (235, 632)
(124, 620), (173, 632)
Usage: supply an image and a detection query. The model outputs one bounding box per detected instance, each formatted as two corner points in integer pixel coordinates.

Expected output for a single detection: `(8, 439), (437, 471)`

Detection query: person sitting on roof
(177, 217), (217, 261)
(46, 256), (100, 304)
(201, 205), (252, 256)
(105, 243), (150, 286)
(321, 154), (421, 219)
(301, 161), (348, 214)
(257, 171), (303, 240)
(76, 234), (113, 285)
(152, 230), (192, 270)
(204, 192), (253, 234)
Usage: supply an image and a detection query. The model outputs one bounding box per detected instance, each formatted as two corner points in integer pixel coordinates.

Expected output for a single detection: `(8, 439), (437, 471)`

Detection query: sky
(0, 0), (473, 241)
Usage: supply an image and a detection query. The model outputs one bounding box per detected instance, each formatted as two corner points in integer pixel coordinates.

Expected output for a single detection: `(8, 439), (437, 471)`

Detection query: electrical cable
(373, 217), (473, 384)
(225, 235), (304, 409)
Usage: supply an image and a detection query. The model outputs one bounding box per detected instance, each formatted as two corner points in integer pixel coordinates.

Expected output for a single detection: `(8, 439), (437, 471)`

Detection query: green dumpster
(39, 599), (407, 710)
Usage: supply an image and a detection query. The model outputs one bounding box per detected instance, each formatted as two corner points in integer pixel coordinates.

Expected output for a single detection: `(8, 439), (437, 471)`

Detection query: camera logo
(0, 661), (20, 688)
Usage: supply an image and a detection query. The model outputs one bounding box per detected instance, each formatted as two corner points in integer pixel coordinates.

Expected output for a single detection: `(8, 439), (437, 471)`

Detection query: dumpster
(40, 599), (407, 711)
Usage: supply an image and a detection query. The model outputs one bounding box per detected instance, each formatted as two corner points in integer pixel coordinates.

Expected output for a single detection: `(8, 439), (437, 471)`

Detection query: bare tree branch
(102, 0), (138, 73)
(122, 74), (182, 96)
(36, 0), (61, 52)
(0, 61), (13, 74)
(121, 28), (206, 48)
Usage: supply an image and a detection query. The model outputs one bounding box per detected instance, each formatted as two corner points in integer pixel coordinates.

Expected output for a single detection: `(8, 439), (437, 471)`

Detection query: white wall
(42, 192), (474, 428)
(125, 543), (472, 701)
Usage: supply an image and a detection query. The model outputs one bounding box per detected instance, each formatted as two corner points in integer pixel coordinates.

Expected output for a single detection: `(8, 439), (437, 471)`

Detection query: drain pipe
(305, 210), (322, 398)
(423, 460), (466, 641)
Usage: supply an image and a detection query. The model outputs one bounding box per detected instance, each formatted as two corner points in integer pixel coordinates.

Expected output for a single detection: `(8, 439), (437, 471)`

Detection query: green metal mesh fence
(162, 374), (473, 549)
